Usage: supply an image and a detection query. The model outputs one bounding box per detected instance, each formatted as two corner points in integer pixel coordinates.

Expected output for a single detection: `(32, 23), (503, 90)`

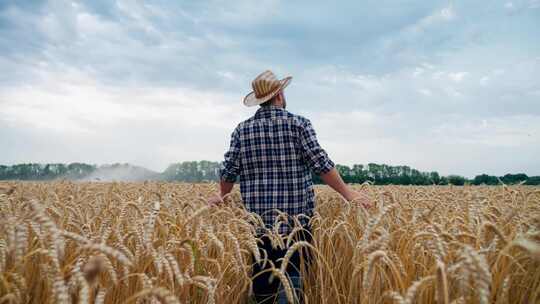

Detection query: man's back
(220, 105), (335, 234)
(212, 70), (372, 304)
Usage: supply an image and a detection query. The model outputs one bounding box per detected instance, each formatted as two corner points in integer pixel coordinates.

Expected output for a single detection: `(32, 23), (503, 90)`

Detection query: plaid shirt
(220, 105), (335, 234)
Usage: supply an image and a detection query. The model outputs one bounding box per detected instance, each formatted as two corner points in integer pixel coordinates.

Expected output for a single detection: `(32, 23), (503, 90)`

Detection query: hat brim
(243, 76), (292, 107)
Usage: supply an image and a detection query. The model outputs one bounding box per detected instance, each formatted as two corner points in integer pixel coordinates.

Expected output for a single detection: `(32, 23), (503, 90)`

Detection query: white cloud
(305, 110), (540, 177)
(480, 76), (490, 86)
(409, 5), (456, 33)
(440, 7), (456, 20)
(448, 72), (468, 82)
(413, 67), (424, 77)
(1, 0), (539, 177)
(418, 88), (432, 96)
(0, 66), (252, 170)
(430, 116), (540, 147)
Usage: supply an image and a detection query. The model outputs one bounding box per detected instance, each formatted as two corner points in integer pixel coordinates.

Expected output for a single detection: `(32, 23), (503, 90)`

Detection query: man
(208, 70), (372, 303)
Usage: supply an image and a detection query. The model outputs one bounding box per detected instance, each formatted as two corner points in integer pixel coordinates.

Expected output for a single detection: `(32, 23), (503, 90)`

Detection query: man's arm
(320, 167), (352, 200)
(208, 179), (234, 205)
(298, 119), (335, 176)
(219, 180), (234, 197)
(320, 168), (372, 208)
(209, 127), (241, 205)
(299, 119), (372, 208)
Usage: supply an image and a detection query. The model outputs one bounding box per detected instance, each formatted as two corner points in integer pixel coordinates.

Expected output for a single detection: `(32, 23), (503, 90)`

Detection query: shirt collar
(254, 105), (286, 119)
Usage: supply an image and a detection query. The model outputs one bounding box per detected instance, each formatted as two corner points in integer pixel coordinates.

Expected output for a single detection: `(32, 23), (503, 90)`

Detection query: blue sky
(0, 0), (539, 177)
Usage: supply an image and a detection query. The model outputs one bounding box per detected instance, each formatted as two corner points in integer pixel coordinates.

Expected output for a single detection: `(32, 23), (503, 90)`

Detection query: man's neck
(261, 104), (283, 109)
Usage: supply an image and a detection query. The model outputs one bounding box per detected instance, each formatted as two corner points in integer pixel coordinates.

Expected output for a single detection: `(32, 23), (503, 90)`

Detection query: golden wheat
(0, 182), (539, 303)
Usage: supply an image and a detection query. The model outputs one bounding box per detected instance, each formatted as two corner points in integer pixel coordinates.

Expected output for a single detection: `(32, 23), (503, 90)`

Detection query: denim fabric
(252, 227), (313, 304)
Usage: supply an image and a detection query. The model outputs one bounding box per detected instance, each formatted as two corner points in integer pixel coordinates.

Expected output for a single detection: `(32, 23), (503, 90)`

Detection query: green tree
(447, 175), (466, 186)
(472, 174), (498, 185)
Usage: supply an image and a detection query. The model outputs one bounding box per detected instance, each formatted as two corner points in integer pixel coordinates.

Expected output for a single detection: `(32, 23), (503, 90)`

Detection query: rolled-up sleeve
(299, 119), (335, 175)
(219, 127), (241, 182)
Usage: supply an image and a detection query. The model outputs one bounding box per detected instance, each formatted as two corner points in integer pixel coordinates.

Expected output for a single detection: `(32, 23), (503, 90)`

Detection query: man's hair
(259, 94), (278, 107)
(259, 99), (273, 107)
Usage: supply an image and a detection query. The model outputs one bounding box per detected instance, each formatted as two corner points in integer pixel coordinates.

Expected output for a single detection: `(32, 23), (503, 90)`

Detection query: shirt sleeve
(299, 119), (335, 175)
(219, 127), (241, 182)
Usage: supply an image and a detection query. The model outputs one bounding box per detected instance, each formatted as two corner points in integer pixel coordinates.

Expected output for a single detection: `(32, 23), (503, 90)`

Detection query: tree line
(0, 163), (97, 180)
(1, 161), (538, 185)
(322, 164), (539, 185)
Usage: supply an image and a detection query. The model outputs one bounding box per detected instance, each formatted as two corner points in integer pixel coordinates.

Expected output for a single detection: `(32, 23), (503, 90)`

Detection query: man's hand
(207, 193), (224, 206)
(319, 168), (373, 209)
(345, 190), (373, 209)
(208, 180), (235, 207)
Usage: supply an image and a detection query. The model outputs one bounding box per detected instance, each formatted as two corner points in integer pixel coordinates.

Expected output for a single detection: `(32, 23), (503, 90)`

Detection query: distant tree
(351, 164), (367, 183)
(500, 173), (528, 185)
(162, 161), (221, 182)
(438, 176), (448, 185)
(398, 166), (412, 185)
(429, 171), (441, 184)
(0, 161), (536, 186)
(447, 175), (466, 186)
(336, 165), (353, 183)
(410, 169), (424, 185)
(65, 163), (96, 179)
(473, 174), (498, 185)
(366, 163), (379, 182)
(525, 176), (540, 185)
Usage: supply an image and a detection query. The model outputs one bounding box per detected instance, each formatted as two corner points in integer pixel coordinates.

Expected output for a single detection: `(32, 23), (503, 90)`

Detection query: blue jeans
(252, 228), (312, 304)
(276, 275), (302, 304)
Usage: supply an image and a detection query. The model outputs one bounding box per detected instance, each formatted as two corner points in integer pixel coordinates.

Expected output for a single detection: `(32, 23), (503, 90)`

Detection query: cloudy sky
(1, 0), (539, 177)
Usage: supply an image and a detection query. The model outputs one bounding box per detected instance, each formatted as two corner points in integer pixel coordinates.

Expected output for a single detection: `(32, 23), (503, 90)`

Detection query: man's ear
(279, 91), (287, 108)
(277, 91), (284, 103)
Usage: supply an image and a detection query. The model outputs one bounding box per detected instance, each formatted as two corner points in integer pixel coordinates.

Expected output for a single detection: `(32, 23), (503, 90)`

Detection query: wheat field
(0, 181), (539, 304)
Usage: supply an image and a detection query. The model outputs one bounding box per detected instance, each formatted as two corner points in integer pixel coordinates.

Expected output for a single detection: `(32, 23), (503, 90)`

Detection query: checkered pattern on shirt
(220, 105), (335, 235)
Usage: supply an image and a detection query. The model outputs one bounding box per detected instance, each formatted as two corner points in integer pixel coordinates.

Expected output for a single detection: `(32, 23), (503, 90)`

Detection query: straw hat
(243, 70), (292, 107)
